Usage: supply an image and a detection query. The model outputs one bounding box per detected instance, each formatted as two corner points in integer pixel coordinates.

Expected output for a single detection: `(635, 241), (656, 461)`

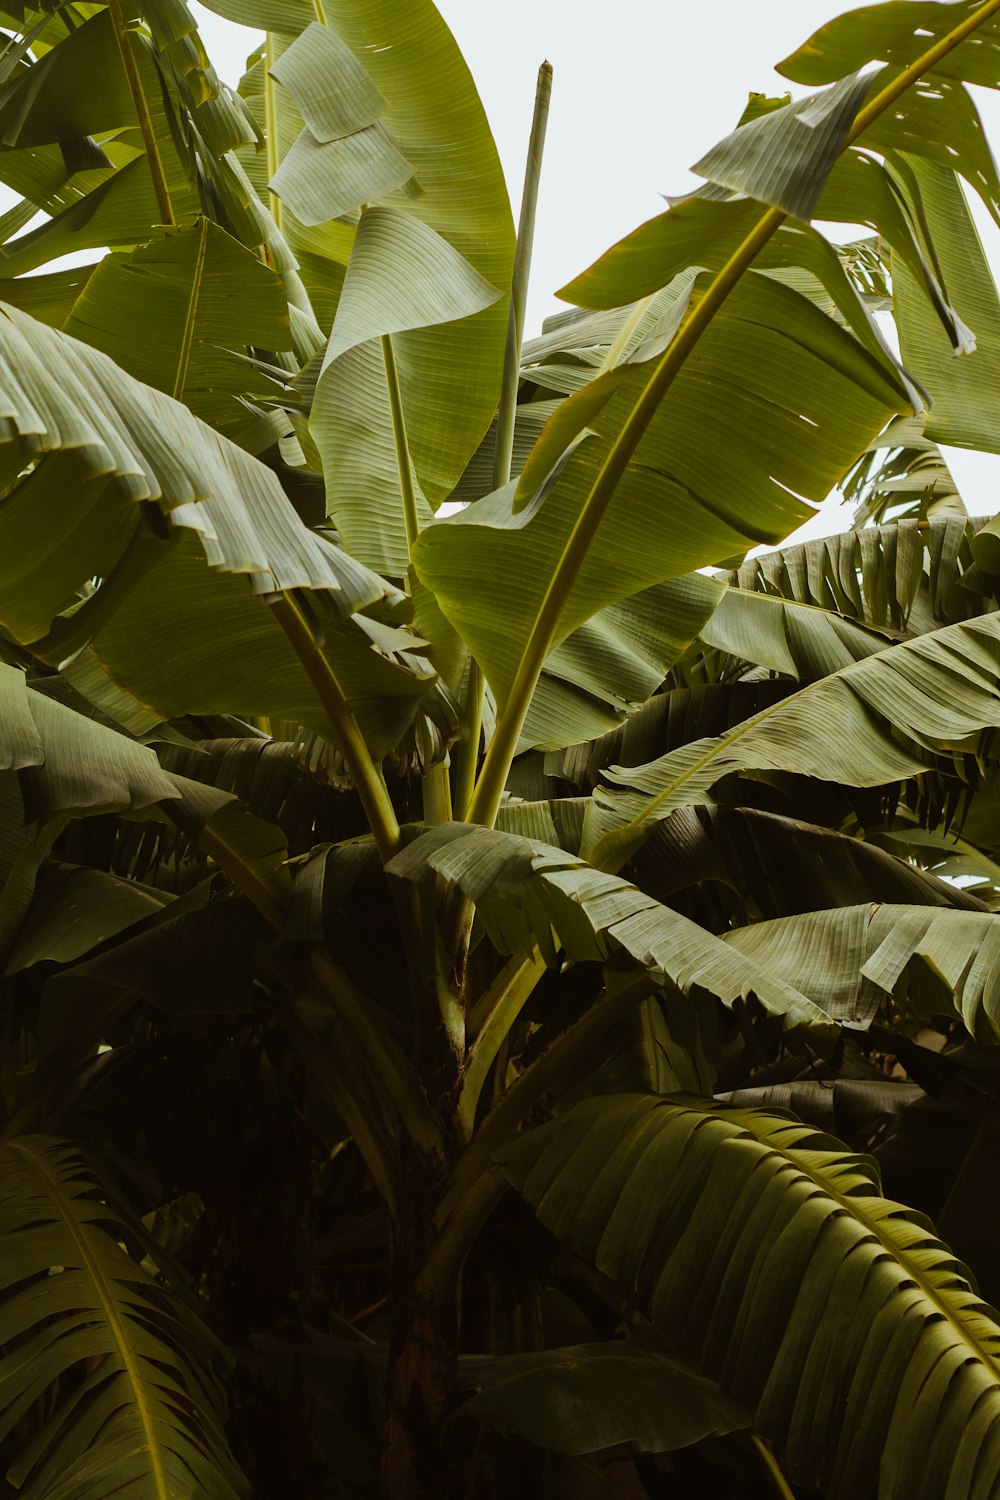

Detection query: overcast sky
(187, 1), (1000, 526)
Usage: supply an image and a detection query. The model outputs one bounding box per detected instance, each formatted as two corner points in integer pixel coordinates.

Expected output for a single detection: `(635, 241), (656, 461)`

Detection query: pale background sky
(186, 0), (1000, 534)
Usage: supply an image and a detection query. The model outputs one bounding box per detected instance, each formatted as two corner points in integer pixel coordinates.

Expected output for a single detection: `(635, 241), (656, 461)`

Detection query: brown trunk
(379, 1154), (461, 1499)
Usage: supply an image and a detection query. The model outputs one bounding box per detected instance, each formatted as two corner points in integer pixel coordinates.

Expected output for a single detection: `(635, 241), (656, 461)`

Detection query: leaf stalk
(263, 34), (283, 230)
(382, 333), (422, 559)
(451, 61), (552, 823)
(465, 0), (1000, 831)
(441, 971), (654, 1231)
(270, 592), (402, 863)
(107, 0), (176, 228)
(457, 949), (548, 1137)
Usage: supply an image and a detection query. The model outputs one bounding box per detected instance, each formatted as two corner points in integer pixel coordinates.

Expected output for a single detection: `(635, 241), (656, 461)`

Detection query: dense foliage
(2, 0), (1000, 1495)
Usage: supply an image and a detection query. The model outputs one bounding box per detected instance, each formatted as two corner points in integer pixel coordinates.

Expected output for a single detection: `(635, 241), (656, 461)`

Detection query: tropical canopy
(1, 0), (1000, 1496)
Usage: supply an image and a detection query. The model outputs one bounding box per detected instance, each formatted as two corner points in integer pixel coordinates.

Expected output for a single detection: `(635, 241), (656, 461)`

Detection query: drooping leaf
(692, 69), (874, 219)
(0, 1135), (248, 1499)
(841, 414), (966, 529)
(463, 1332), (750, 1456)
(267, 20), (386, 142)
(0, 264), (95, 325)
(388, 822), (835, 1035)
(0, 304), (436, 756)
(42, 890), (259, 1016)
(322, 208), (500, 367)
(310, 206), (501, 574)
(697, 584), (894, 679)
(891, 157), (1000, 458)
(585, 612), (1000, 870)
(5, 863), (170, 974)
(718, 513), (998, 637)
(501, 1093), (1000, 1499)
(520, 573), (725, 750)
(196, 0), (315, 35)
(63, 218), (292, 435)
(724, 901), (1000, 1038)
(0, 667), (178, 819)
(631, 804), (986, 921)
(254, 1), (514, 576)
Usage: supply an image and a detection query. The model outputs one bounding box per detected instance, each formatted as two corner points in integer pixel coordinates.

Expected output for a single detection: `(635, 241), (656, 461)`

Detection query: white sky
(188, 1), (1000, 533)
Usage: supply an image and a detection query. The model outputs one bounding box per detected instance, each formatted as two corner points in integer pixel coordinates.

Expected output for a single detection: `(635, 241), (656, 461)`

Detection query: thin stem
(422, 1165), (508, 1290)
(493, 62), (553, 491)
(450, 660), (482, 822)
(270, 592), (402, 863)
(441, 971), (654, 1229)
(382, 334), (421, 559)
(107, 0), (176, 227)
(752, 1436), (796, 1500)
(382, 330), (450, 827)
(466, 203), (783, 832)
(457, 950), (548, 1137)
(172, 215), (207, 401)
(309, 946), (443, 1161)
(450, 63), (552, 824)
(464, 0), (1000, 832)
(263, 34), (283, 231)
(195, 818), (288, 929)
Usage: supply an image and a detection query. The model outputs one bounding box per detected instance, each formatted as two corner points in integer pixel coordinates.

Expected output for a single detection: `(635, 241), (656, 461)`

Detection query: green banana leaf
(585, 612), (1000, 869)
(718, 513), (998, 636)
(520, 574), (725, 750)
(4, 862), (170, 974)
(630, 804), (985, 920)
(891, 157), (1000, 460)
(697, 584), (894, 679)
(724, 901), (1000, 1038)
(0, 304), (436, 756)
(244, 5), (515, 576)
(63, 218), (292, 434)
(388, 822), (834, 1035)
(779, 1), (1000, 90)
(500, 1092), (1000, 1498)
(691, 68), (874, 219)
(415, 270), (912, 719)
(463, 1332), (750, 1457)
(0, 1136), (247, 1499)
(0, 665), (178, 817)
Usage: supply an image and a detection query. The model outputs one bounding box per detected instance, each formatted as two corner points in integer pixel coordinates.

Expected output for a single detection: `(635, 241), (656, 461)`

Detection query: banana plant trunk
(380, 1151), (461, 1499)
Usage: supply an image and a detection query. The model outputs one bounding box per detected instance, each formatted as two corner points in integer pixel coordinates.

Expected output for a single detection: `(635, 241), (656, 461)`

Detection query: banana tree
(5, 0), (1000, 1495)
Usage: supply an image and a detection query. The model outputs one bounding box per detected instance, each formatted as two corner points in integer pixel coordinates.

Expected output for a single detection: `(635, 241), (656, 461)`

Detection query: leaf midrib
(10, 1141), (168, 1500)
(172, 216), (208, 403)
(696, 1103), (1000, 1377)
